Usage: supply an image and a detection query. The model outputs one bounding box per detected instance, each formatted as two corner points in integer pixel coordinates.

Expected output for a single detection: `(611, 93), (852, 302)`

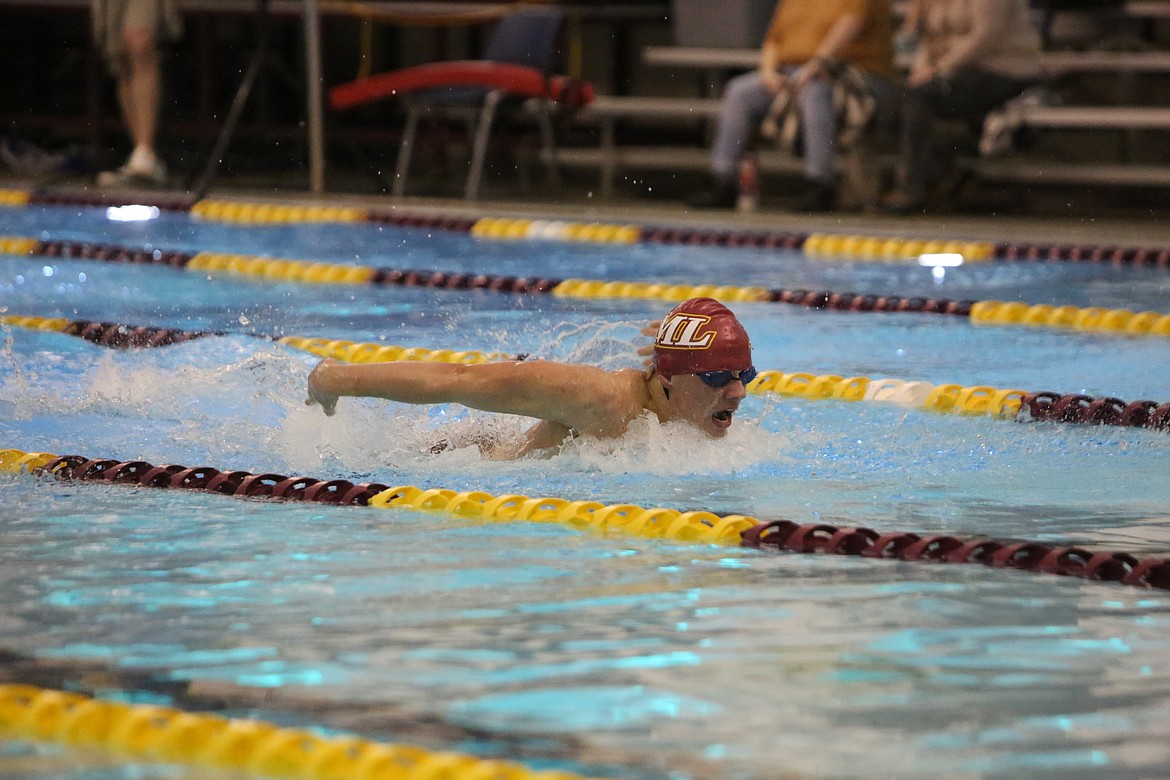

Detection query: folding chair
(330, 8), (591, 199)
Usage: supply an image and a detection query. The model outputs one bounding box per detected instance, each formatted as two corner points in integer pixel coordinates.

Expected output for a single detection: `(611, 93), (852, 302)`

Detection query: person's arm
(306, 358), (634, 436)
(908, 34), (936, 87)
(900, 0), (922, 36)
(760, 39), (786, 93)
(793, 12), (864, 90)
(931, 0), (1012, 75)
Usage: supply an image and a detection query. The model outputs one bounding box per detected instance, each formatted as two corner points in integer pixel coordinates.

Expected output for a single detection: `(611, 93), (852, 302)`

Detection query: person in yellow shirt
(689, 0), (898, 212)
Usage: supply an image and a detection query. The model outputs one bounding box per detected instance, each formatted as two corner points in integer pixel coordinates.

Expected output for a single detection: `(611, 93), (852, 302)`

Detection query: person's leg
(711, 71), (776, 178)
(890, 68), (1028, 210)
(928, 67), (1031, 123)
(796, 76), (835, 185)
(865, 73), (900, 136)
(895, 83), (936, 202)
(789, 74), (839, 211)
(689, 71), (775, 208)
(119, 25), (161, 161)
(99, 0), (166, 184)
(710, 71), (775, 179)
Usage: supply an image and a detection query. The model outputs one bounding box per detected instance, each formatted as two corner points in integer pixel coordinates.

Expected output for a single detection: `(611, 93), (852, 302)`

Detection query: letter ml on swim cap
(653, 297), (753, 377)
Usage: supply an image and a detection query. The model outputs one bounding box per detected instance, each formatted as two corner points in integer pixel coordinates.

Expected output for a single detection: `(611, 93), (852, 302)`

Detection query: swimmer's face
(662, 370), (749, 437)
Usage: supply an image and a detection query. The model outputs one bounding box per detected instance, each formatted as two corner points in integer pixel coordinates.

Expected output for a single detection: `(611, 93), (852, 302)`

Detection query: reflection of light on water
(105, 204), (160, 222)
(918, 252), (964, 284)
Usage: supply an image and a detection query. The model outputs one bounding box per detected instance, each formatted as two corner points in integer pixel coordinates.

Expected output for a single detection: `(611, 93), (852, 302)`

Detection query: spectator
(688, 0), (898, 212)
(882, 0), (1041, 213)
(92, 0), (181, 186)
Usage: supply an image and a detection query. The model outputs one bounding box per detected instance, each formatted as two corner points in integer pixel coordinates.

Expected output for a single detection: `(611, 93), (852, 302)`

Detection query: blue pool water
(2, 202), (1170, 779)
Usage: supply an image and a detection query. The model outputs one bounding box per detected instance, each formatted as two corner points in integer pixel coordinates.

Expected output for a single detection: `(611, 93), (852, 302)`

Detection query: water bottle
(737, 154), (759, 213)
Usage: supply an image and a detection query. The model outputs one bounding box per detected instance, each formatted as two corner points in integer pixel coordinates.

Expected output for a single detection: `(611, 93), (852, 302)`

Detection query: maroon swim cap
(653, 297), (753, 378)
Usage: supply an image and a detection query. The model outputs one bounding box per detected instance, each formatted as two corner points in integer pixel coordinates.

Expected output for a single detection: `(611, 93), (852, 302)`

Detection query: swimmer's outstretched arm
(306, 358), (638, 437)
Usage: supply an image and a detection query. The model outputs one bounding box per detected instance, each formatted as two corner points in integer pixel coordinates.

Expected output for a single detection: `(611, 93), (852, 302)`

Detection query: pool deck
(4, 171), (1170, 251)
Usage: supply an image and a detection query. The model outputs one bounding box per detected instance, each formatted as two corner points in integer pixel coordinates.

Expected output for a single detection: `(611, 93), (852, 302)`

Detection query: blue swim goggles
(696, 367), (758, 389)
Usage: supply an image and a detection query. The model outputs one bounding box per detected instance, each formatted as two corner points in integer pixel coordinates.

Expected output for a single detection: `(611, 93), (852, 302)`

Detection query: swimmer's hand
(637, 319), (661, 367)
(305, 358), (339, 416)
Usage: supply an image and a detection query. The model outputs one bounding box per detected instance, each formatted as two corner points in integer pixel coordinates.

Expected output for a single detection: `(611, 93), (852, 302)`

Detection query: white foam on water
(553, 411), (791, 477)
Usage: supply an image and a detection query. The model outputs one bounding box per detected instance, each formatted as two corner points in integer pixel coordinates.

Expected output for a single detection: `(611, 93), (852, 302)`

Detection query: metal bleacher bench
(976, 104), (1170, 186)
(974, 51), (1170, 187)
(566, 97), (712, 197)
(641, 45), (1170, 76)
(563, 95), (813, 197)
(562, 45), (1170, 194)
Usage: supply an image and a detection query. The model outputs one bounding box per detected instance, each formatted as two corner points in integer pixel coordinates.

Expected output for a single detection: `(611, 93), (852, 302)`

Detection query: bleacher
(562, 1), (1170, 197)
(2, 0), (1168, 199)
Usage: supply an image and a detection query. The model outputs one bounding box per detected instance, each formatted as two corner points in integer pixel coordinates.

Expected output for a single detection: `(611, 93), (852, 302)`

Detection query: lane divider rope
(3, 448), (1169, 590)
(8, 236), (1170, 337)
(801, 233), (995, 262)
(0, 315), (521, 364)
(750, 370), (1170, 429)
(5, 315), (1169, 431)
(191, 199), (366, 224)
(970, 300), (1170, 335)
(469, 217), (642, 245)
(6, 189), (1170, 264)
(0, 684), (602, 780)
(0, 190), (32, 208)
(277, 335), (514, 365)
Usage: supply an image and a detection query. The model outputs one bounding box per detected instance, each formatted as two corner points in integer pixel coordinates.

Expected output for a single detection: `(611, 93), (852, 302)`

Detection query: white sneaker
(96, 151), (167, 187)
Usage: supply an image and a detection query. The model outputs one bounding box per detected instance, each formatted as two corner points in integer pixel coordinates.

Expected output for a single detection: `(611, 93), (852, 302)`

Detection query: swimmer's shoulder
(613, 366), (654, 416)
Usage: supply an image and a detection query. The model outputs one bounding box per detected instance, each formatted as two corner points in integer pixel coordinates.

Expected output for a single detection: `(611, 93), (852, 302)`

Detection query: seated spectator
(688, 0), (899, 213)
(882, 0), (1042, 213)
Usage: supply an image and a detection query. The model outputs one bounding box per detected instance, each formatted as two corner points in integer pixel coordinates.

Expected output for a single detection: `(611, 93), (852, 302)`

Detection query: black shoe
(793, 178), (836, 212)
(879, 189), (928, 216)
(935, 166), (975, 201)
(687, 176), (737, 209)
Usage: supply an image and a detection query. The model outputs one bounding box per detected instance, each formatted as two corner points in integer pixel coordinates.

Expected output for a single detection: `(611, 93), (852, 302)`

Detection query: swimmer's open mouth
(712, 410), (733, 422)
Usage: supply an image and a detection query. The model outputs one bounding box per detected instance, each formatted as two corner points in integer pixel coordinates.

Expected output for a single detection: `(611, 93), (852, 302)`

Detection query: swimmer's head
(653, 297), (753, 378)
(653, 298), (754, 437)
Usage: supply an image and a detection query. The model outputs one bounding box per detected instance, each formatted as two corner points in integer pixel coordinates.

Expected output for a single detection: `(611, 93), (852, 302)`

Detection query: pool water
(2, 202), (1170, 779)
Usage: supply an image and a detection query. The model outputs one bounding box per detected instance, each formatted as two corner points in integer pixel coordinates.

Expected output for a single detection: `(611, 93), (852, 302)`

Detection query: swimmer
(305, 297), (756, 459)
